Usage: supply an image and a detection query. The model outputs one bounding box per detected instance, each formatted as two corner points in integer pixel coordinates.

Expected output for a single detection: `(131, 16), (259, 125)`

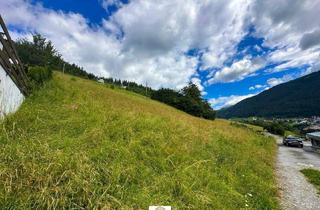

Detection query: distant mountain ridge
(218, 71), (320, 118)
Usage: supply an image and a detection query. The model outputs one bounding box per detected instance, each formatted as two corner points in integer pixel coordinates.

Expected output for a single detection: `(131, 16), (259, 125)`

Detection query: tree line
(151, 85), (216, 120)
(15, 34), (216, 120)
(239, 118), (286, 136)
(16, 34), (97, 80)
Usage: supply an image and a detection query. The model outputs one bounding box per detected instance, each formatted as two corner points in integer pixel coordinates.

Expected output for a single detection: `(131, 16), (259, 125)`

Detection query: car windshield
(287, 138), (300, 141)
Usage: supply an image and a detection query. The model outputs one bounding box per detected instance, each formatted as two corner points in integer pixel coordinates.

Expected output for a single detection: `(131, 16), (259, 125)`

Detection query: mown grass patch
(0, 72), (279, 209)
(301, 168), (320, 194)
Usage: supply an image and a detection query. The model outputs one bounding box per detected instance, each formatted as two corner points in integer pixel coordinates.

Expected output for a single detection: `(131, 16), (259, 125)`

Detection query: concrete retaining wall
(0, 65), (24, 118)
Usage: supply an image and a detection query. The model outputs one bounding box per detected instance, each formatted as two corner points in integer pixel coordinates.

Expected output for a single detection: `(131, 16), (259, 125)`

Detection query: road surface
(272, 134), (320, 210)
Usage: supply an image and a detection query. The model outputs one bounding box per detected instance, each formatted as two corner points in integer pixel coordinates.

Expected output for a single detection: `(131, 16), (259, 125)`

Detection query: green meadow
(0, 72), (279, 209)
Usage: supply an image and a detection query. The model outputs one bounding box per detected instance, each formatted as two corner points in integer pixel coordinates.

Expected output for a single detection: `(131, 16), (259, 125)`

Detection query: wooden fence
(0, 14), (29, 96)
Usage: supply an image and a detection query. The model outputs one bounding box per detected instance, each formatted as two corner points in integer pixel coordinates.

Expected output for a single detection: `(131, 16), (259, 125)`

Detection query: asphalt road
(271, 134), (320, 210)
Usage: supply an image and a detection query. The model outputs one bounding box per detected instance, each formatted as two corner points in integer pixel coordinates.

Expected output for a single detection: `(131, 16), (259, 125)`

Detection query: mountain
(218, 71), (320, 118)
(0, 72), (278, 209)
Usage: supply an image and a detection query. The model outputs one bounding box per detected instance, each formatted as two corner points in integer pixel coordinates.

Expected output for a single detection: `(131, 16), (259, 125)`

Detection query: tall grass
(0, 72), (279, 209)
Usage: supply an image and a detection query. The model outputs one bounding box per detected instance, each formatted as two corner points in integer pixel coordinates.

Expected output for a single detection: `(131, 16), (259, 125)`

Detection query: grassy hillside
(0, 72), (279, 209)
(218, 71), (320, 118)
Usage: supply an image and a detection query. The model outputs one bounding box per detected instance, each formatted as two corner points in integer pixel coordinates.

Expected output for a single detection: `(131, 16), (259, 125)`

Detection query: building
(306, 132), (320, 149)
(0, 15), (29, 118)
(97, 78), (104, 83)
(302, 125), (320, 134)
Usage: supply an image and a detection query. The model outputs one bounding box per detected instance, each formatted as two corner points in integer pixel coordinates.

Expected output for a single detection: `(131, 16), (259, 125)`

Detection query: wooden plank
(0, 36), (20, 69)
(0, 33), (29, 87)
(0, 31), (29, 85)
(0, 37), (27, 90)
(0, 47), (18, 78)
(0, 15), (30, 95)
(6, 35), (29, 81)
(0, 16), (11, 40)
(0, 51), (27, 95)
(0, 52), (29, 96)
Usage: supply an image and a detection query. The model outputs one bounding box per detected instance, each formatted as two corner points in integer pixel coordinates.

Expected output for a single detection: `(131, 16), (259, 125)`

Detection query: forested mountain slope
(218, 71), (320, 118)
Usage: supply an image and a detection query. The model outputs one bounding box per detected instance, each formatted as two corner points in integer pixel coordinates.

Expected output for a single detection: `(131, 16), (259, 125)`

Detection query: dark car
(283, 136), (303, 148)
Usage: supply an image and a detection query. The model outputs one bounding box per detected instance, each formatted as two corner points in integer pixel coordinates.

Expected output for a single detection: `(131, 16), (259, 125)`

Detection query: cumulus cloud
(100, 0), (123, 10)
(204, 0), (320, 84)
(0, 0), (257, 89)
(197, 0), (251, 69)
(249, 84), (266, 90)
(267, 47), (320, 73)
(299, 30), (320, 50)
(0, 0), (200, 89)
(209, 94), (256, 110)
(207, 56), (265, 84)
(267, 74), (294, 87)
(0, 0), (248, 89)
(1, 0), (319, 92)
(251, 0), (320, 73)
(303, 62), (320, 75)
(251, 0), (320, 47)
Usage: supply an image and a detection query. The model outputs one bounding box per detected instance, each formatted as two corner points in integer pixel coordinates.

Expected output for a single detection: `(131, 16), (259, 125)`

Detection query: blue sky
(1, 0), (320, 109)
(31, 0), (128, 23)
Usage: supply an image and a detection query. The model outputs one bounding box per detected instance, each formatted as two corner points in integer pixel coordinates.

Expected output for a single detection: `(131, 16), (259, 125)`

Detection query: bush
(27, 66), (52, 86)
(263, 123), (285, 136)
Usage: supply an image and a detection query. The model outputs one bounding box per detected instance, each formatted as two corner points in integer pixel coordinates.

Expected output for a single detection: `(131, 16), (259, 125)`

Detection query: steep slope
(218, 71), (320, 118)
(0, 72), (279, 209)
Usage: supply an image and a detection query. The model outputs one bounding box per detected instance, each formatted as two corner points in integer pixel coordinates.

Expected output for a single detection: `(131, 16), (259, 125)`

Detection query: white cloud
(1, 0), (320, 90)
(0, 0), (255, 89)
(267, 74), (294, 87)
(300, 29), (320, 50)
(205, 0), (320, 83)
(100, 0), (123, 10)
(209, 94), (256, 110)
(251, 0), (320, 73)
(207, 56), (265, 84)
(267, 47), (320, 73)
(0, 0), (199, 89)
(198, 0), (251, 69)
(251, 0), (320, 47)
(249, 84), (266, 90)
(303, 62), (320, 75)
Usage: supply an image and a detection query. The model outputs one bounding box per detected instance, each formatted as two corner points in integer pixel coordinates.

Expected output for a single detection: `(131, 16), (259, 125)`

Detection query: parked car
(283, 136), (303, 148)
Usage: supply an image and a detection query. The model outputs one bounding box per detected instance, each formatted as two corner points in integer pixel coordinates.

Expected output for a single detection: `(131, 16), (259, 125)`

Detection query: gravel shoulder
(271, 134), (320, 210)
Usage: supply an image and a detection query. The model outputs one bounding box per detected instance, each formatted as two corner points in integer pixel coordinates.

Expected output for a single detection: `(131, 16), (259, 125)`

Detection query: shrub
(263, 123), (285, 136)
(27, 66), (52, 86)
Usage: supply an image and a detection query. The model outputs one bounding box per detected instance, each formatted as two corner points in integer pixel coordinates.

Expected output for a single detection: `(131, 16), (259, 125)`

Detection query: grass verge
(0, 72), (279, 209)
(301, 168), (320, 194)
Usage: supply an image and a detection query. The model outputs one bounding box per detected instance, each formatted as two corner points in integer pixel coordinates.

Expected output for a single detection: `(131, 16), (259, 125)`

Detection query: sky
(1, 0), (320, 109)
